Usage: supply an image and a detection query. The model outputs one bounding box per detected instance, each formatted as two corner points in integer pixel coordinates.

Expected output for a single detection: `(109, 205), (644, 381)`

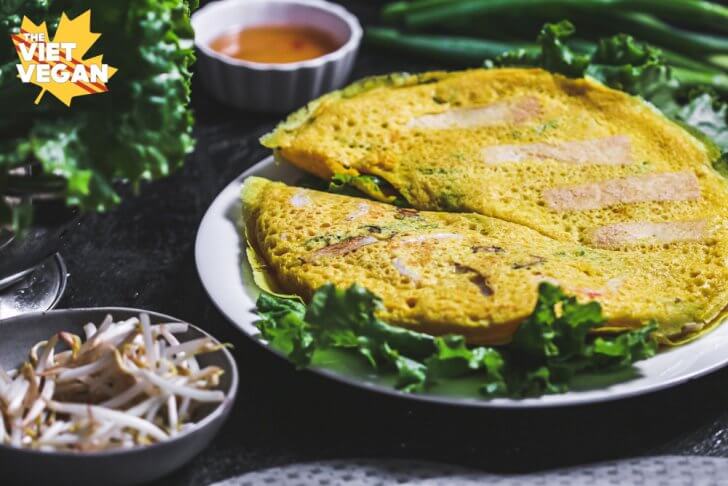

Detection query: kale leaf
(255, 282), (657, 398)
(0, 0), (197, 229)
(674, 92), (728, 154)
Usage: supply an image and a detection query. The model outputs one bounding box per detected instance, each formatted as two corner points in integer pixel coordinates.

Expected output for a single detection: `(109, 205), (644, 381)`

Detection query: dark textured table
(55, 2), (728, 484)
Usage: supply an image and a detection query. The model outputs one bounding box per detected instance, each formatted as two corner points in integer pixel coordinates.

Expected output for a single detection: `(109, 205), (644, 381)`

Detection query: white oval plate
(195, 155), (728, 408)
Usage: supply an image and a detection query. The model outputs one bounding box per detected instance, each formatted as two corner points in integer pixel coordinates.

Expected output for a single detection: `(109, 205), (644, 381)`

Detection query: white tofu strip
(290, 190), (312, 207)
(482, 135), (632, 165)
(345, 202), (370, 221)
(392, 257), (420, 282)
(407, 96), (540, 129)
(589, 220), (706, 249)
(543, 171), (700, 211)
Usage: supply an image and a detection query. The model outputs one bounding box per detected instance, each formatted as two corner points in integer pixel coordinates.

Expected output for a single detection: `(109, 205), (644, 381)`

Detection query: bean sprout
(0, 314), (227, 452)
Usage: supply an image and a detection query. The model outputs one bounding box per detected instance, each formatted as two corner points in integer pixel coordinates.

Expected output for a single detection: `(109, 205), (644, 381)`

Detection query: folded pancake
(242, 177), (728, 345)
(261, 68), (728, 248)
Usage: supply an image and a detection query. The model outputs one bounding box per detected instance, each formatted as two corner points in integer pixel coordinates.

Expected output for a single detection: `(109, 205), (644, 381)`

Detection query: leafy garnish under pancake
(255, 282), (657, 397)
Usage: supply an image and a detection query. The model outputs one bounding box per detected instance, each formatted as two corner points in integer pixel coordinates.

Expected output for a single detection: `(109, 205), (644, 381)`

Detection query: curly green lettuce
(675, 92), (728, 163)
(255, 282), (657, 398)
(0, 0), (197, 229)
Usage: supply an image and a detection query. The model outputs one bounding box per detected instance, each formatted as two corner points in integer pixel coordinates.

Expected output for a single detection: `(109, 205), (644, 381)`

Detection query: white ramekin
(192, 0), (362, 112)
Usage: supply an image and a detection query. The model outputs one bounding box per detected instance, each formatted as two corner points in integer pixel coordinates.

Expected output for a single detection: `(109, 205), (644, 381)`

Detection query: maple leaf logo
(11, 10), (118, 106)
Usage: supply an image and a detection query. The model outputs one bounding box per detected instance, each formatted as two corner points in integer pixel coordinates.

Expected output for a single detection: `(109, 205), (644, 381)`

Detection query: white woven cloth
(211, 456), (728, 486)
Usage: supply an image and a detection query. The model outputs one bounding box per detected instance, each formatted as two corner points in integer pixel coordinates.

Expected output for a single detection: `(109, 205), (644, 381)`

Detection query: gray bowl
(0, 307), (239, 485)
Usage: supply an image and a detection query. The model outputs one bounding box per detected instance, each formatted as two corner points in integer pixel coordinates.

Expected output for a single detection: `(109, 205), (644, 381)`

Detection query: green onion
(366, 27), (535, 64)
(604, 12), (728, 55)
(673, 67), (728, 95)
(402, 0), (728, 34)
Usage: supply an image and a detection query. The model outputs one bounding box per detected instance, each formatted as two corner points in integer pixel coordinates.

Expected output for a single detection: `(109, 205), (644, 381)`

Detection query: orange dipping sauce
(209, 24), (341, 64)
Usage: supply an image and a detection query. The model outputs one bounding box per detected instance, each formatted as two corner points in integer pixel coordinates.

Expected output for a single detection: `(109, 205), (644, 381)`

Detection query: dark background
(54, 1), (728, 484)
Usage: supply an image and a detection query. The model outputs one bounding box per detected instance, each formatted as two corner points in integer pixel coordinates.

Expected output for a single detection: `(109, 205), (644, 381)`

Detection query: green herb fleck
(533, 119), (559, 135)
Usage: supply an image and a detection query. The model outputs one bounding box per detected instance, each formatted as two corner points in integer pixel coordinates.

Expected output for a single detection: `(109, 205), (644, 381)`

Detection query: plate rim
(195, 154), (728, 409)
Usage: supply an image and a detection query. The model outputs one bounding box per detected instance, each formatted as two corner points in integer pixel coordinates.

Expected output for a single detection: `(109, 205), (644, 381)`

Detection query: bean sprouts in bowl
(0, 308), (238, 486)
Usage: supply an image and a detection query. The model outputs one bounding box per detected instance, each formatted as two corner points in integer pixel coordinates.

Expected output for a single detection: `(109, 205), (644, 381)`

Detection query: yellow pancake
(261, 68), (728, 249)
(242, 177), (728, 345)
